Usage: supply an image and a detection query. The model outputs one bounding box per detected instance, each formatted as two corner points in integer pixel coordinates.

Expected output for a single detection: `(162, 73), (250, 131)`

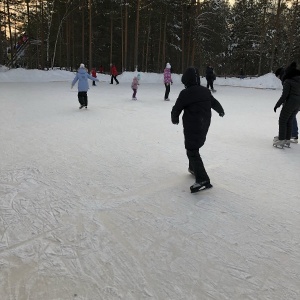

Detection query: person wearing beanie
(163, 63), (173, 101)
(171, 67), (225, 193)
(273, 61), (300, 147)
(71, 63), (99, 109)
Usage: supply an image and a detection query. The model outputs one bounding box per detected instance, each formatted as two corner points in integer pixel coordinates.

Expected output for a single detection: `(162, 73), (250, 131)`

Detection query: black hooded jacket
(275, 63), (300, 110)
(171, 67), (224, 150)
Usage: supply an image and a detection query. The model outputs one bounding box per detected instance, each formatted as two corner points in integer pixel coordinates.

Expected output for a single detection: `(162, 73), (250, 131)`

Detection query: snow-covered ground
(0, 68), (299, 300)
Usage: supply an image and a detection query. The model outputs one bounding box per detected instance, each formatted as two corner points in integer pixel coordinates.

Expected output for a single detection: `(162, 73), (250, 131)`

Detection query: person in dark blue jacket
(71, 63), (99, 109)
(171, 67), (225, 193)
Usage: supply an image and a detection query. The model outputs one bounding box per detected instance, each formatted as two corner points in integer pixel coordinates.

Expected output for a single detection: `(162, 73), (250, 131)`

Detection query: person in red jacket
(91, 68), (97, 86)
(110, 63), (119, 85)
(99, 65), (104, 73)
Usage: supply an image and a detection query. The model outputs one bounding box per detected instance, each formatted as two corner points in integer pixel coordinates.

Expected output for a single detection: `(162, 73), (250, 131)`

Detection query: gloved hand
(274, 105), (279, 113)
(71, 84), (73, 89)
(172, 117), (179, 125)
(219, 112), (225, 117)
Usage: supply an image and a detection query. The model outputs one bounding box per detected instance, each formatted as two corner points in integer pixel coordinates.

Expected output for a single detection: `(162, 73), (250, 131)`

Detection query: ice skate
(290, 137), (298, 143)
(164, 98), (170, 101)
(79, 105), (84, 109)
(132, 97), (137, 100)
(211, 89), (217, 93)
(272, 137), (286, 148)
(285, 140), (291, 148)
(190, 181), (213, 193)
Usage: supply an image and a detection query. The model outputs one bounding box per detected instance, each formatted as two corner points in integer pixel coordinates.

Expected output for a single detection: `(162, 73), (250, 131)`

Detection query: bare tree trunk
(134, 0), (140, 70)
(181, 4), (185, 73)
(145, 13), (151, 72)
(270, 0), (282, 72)
(121, 4), (124, 71)
(25, 0), (31, 68)
(124, 0), (128, 71)
(157, 17), (162, 72)
(162, 9), (167, 70)
(40, 0), (45, 69)
(88, 0), (92, 71)
(110, 12), (113, 64)
(81, 0), (85, 64)
(6, 0), (14, 67)
(286, 0), (298, 63)
(66, 9), (70, 70)
(258, 3), (267, 76)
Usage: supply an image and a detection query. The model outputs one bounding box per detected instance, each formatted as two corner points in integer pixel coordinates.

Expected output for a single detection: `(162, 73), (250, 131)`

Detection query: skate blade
(190, 183), (213, 193)
(273, 144), (284, 149)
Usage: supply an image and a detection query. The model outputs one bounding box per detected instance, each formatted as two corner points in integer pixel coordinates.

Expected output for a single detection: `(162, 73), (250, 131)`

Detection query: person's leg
(78, 92), (84, 107)
(92, 81), (96, 86)
(110, 75), (113, 84)
(286, 111), (298, 140)
(278, 107), (291, 140)
(132, 89), (137, 98)
(115, 76), (119, 84)
(279, 106), (297, 140)
(83, 91), (88, 107)
(165, 84), (170, 99)
(186, 149), (210, 184)
(292, 113), (298, 138)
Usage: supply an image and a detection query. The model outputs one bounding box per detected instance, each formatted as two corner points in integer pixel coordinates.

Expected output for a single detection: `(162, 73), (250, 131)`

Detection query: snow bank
(0, 67), (283, 89)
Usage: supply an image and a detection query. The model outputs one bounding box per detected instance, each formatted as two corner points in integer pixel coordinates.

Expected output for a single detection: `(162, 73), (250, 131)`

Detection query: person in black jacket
(273, 62), (300, 147)
(275, 65), (299, 144)
(205, 64), (216, 92)
(171, 67), (225, 193)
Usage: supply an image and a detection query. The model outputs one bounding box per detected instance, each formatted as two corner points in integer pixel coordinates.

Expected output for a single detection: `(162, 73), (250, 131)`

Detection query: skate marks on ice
(185, 184), (300, 300)
(0, 167), (164, 300)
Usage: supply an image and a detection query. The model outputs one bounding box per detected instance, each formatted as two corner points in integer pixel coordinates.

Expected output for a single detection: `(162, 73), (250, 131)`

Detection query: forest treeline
(0, 0), (299, 76)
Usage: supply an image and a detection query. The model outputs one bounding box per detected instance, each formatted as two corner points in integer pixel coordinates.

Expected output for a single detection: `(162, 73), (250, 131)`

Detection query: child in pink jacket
(131, 74), (140, 100)
(164, 63), (173, 101)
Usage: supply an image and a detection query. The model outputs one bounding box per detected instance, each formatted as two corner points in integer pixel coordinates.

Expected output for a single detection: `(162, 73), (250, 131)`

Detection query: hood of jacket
(181, 67), (200, 88)
(78, 68), (87, 75)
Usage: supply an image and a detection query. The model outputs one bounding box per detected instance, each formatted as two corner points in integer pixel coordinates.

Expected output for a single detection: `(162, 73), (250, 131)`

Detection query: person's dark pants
(186, 149), (210, 184)
(164, 83), (170, 99)
(111, 75), (119, 84)
(292, 113), (298, 138)
(132, 89), (137, 98)
(278, 106), (298, 140)
(78, 91), (88, 107)
(92, 81), (96, 86)
(206, 79), (214, 90)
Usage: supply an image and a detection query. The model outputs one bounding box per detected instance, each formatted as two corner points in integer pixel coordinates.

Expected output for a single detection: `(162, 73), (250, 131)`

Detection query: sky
(0, 68), (299, 300)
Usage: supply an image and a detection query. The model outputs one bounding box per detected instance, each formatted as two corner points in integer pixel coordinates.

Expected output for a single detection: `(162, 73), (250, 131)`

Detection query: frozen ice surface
(0, 69), (299, 300)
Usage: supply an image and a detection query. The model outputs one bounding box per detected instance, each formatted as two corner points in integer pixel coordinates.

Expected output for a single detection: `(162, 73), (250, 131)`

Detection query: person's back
(171, 66), (224, 193)
(206, 66), (214, 79)
(172, 67), (223, 149)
